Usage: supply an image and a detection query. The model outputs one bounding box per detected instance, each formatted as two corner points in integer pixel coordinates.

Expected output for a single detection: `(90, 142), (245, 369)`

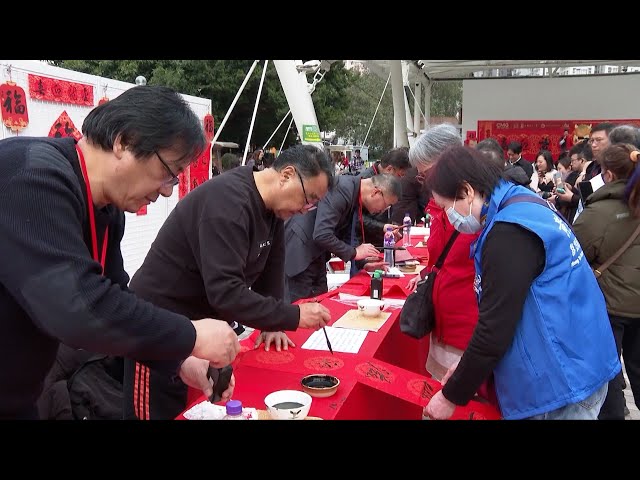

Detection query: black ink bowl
(301, 374), (340, 398)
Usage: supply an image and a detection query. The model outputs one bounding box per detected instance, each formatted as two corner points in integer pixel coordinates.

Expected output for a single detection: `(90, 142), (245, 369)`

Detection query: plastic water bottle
(222, 399), (246, 420)
(402, 212), (412, 246)
(383, 227), (395, 267)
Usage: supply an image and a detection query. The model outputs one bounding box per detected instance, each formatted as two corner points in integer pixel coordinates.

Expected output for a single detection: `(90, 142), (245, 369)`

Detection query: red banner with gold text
(28, 74), (94, 106)
(477, 119), (640, 161)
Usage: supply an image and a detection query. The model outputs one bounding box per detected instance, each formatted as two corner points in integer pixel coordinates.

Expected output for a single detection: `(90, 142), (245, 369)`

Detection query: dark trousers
(598, 314), (640, 420)
(285, 254), (328, 304)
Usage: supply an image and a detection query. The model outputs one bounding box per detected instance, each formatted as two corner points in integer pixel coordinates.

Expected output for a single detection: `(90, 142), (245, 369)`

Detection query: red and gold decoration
(464, 130), (477, 147)
(477, 119), (640, 161)
(28, 74), (94, 106)
(1, 81), (29, 132)
(48, 110), (82, 140)
(203, 113), (214, 142)
(178, 143), (212, 200)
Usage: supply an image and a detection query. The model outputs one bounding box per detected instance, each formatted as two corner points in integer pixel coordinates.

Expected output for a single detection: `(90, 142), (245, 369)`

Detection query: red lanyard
(75, 145), (108, 274)
(358, 185), (365, 243)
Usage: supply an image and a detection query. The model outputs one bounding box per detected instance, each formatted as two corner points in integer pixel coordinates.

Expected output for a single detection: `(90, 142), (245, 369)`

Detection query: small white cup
(357, 298), (385, 317)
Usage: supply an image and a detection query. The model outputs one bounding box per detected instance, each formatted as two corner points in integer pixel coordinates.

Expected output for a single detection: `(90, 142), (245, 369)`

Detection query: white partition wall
(461, 74), (640, 136)
(0, 60), (211, 280)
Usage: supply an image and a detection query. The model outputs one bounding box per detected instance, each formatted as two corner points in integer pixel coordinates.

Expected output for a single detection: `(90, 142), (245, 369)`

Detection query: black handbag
(399, 230), (459, 339)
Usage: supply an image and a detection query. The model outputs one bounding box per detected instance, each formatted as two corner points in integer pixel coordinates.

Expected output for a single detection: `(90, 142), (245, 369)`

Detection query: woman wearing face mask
(406, 125), (486, 399)
(422, 145), (620, 420)
(573, 143), (640, 420)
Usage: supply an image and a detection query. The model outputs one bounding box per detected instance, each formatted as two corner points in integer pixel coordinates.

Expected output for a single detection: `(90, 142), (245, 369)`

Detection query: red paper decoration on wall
(1, 81), (29, 131)
(178, 142), (211, 200)
(48, 110), (82, 141)
(28, 74), (94, 106)
(203, 113), (214, 142)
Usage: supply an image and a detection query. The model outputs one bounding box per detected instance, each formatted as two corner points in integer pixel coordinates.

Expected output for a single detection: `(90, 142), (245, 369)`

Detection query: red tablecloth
(177, 236), (501, 420)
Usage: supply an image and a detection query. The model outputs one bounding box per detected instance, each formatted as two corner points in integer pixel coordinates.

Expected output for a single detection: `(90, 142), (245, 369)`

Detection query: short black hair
(380, 147), (410, 170)
(82, 85), (206, 170)
(273, 144), (335, 190)
(425, 145), (503, 199)
(507, 141), (522, 154)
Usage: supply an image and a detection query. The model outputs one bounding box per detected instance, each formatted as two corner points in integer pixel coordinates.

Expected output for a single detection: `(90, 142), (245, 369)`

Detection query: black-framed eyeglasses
(378, 188), (391, 212)
(156, 151), (180, 187)
(294, 168), (317, 210)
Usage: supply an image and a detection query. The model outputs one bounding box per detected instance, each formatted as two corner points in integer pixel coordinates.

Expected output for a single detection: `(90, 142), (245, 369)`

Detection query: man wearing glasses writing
(123, 144), (334, 420)
(284, 173), (402, 303)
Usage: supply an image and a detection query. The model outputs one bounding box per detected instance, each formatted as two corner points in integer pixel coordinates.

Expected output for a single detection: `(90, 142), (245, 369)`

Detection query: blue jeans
(526, 383), (608, 420)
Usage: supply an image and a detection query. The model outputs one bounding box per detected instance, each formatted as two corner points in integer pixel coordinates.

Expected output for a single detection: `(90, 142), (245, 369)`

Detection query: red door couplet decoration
(29, 74), (94, 106)
(48, 111), (82, 141)
(203, 113), (214, 142)
(1, 82), (29, 132)
(178, 142), (211, 200)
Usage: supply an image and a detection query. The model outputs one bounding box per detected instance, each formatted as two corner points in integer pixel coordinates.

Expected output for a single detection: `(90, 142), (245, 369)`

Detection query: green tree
(331, 69), (395, 159)
(48, 60), (355, 154)
(430, 80), (463, 117)
(327, 69), (463, 159)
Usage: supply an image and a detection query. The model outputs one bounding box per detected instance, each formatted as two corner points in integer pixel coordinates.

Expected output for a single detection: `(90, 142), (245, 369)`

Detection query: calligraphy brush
(313, 297), (333, 355)
(322, 326), (334, 355)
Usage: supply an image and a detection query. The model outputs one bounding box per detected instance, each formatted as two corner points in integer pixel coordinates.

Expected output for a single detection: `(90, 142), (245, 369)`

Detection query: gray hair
(371, 173), (402, 199)
(409, 123), (462, 168)
(609, 124), (640, 148)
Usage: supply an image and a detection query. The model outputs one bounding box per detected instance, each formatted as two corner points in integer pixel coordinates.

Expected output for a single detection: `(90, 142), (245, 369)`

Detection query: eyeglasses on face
(588, 137), (606, 145)
(155, 151), (180, 186)
(295, 168), (318, 210)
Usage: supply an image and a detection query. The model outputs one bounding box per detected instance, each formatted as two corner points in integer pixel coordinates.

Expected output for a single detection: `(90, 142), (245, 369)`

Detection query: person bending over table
(123, 144), (333, 420)
(422, 145), (620, 420)
(284, 173), (402, 304)
(0, 86), (241, 420)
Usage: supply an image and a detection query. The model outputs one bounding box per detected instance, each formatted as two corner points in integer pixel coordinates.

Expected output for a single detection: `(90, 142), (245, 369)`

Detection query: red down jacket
(422, 198), (479, 351)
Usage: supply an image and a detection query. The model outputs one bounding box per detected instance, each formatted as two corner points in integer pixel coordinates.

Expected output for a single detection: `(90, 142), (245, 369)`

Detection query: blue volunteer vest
(474, 180), (620, 419)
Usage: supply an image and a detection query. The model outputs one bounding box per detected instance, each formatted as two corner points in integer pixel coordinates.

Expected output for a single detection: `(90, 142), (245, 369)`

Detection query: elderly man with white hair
(406, 124), (497, 408)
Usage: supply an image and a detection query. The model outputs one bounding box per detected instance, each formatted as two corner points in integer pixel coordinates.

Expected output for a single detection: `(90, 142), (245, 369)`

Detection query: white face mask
(446, 198), (483, 234)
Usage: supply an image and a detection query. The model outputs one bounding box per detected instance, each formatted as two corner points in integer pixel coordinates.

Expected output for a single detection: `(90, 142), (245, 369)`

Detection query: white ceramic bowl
(264, 390), (312, 420)
(357, 298), (385, 317)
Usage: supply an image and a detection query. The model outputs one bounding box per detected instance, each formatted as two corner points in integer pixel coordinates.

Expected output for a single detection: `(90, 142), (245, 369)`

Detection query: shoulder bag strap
(501, 193), (573, 230)
(434, 230), (460, 270)
(594, 222), (640, 278)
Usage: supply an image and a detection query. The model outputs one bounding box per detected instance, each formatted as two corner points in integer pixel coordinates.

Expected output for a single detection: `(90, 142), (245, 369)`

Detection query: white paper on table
(336, 292), (406, 310)
(409, 226), (430, 236)
(301, 326), (368, 354)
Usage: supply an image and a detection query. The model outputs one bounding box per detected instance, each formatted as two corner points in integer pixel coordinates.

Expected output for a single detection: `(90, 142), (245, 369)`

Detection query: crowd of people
(1, 84), (638, 421)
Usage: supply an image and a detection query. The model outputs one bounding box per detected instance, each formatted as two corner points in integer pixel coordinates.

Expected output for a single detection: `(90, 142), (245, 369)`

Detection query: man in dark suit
(506, 140), (534, 179)
(284, 173), (402, 303)
(359, 147), (410, 246)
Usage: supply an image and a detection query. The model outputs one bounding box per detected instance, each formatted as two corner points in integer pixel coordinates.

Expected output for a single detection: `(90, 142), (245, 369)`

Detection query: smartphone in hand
(553, 171), (565, 194)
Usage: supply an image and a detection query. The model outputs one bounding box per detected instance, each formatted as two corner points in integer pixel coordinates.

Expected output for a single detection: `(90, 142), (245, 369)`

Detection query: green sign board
(302, 124), (321, 142)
